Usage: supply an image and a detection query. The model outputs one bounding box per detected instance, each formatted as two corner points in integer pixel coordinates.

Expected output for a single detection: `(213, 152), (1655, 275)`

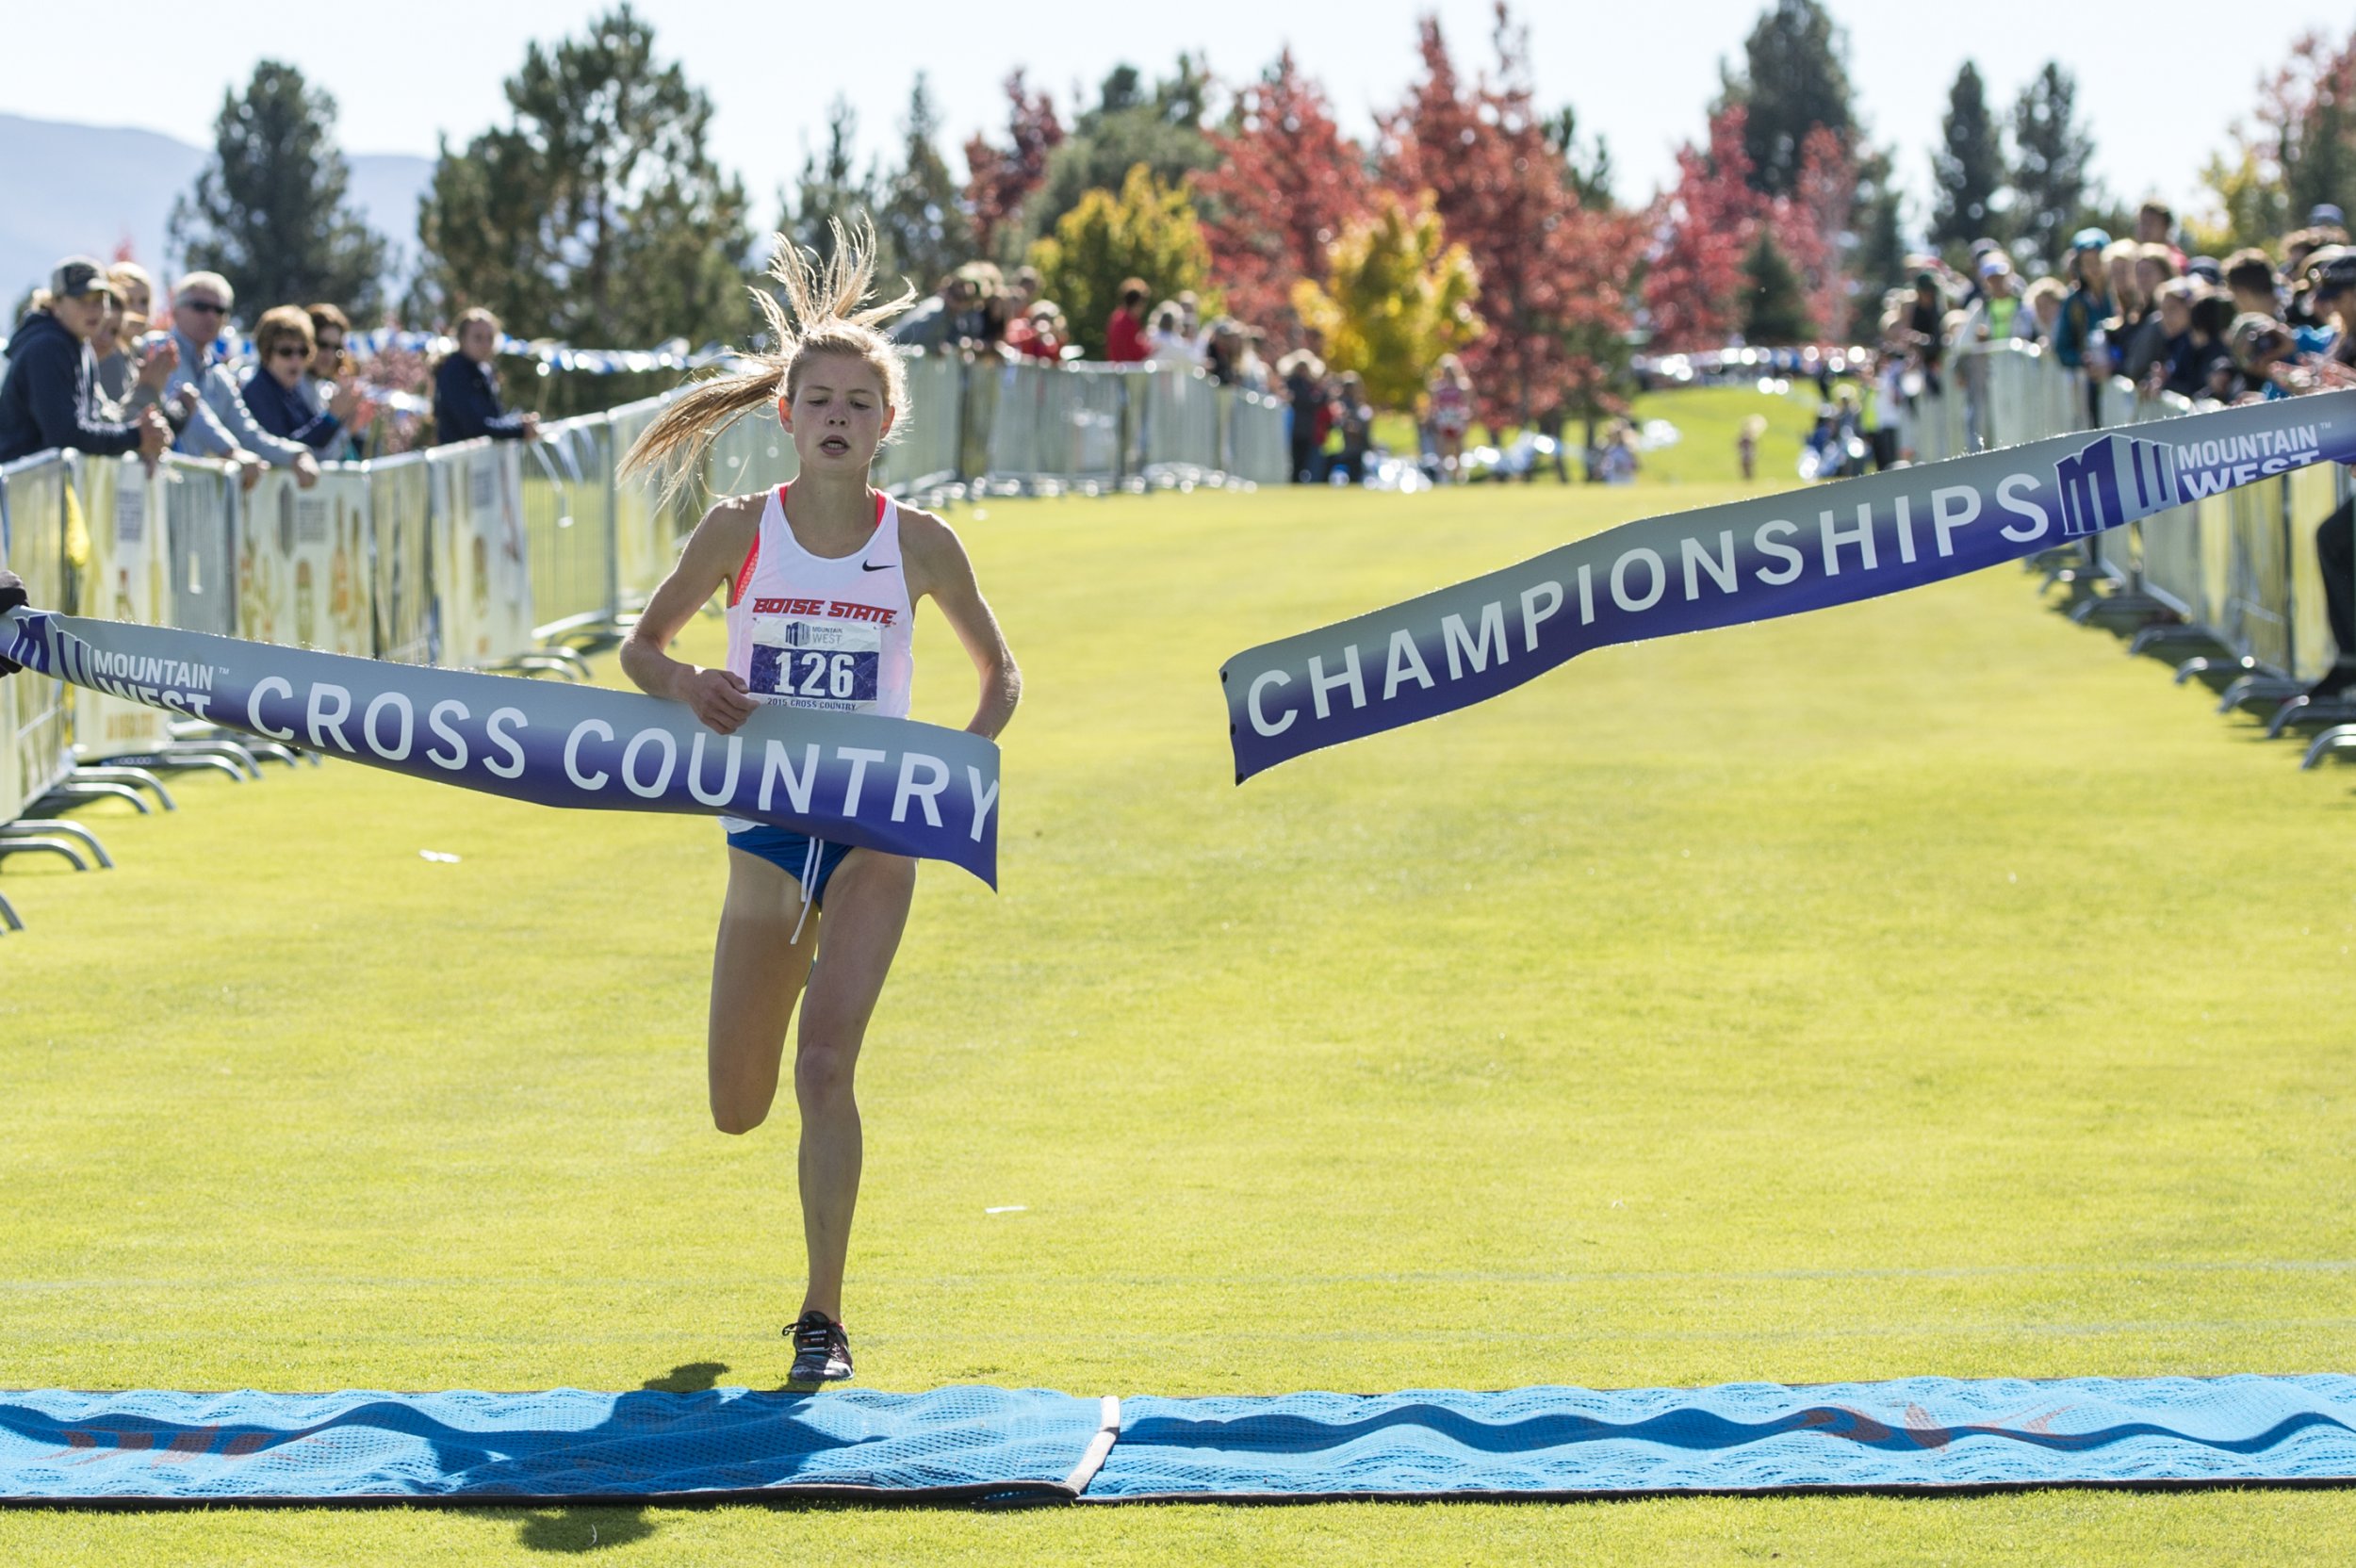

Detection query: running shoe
(786, 1311), (854, 1383)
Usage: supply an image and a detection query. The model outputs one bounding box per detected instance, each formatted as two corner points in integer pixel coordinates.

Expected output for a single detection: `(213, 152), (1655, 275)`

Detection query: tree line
(165, 1), (2356, 433)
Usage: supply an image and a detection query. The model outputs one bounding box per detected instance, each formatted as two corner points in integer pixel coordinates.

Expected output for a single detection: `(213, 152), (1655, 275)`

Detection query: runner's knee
(794, 1040), (858, 1105)
(711, 1081), (774, 1135)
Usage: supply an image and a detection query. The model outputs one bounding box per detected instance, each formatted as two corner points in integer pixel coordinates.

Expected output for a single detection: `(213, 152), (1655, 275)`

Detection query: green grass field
(3, 474), (2354, 1563)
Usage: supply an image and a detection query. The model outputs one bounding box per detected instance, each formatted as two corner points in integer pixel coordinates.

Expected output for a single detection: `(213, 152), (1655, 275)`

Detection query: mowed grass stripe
(2, 481), (2351, 1563)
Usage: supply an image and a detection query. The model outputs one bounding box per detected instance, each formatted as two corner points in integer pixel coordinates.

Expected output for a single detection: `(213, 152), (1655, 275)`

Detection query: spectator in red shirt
(1104, 278), (1150, 363)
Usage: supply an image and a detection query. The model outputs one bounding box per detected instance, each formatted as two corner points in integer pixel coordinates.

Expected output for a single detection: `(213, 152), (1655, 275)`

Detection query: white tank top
(718, 484), (914, 834)
(725, 483), (914, 718)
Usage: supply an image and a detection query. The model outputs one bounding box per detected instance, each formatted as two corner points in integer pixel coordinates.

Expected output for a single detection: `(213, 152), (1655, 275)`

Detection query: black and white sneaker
(786, 1311), (854, 1383)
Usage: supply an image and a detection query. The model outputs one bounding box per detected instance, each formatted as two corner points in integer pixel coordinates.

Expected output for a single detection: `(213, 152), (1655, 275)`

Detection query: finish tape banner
(1223, 390), (2356, 780)
(0, 610), (1002, 886)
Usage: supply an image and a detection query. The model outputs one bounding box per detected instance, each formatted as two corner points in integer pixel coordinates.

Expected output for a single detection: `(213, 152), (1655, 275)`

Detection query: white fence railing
(1907, 339), (2348, 695)
(0, 353), (1286, 852)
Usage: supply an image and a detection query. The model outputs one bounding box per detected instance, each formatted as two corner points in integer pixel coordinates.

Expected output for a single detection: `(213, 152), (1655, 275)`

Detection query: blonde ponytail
(621, 214), (917, 504)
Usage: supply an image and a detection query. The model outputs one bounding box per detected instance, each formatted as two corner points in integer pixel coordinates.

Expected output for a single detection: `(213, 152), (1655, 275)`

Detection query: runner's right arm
(618, 498), (763, 734)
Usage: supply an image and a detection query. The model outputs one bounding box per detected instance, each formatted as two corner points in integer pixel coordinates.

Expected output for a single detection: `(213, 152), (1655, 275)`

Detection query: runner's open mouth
(820, 436), (849, 454)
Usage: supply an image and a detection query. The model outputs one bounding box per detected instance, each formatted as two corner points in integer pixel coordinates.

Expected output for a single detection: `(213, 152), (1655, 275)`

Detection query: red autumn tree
(1193, 48), (1372, 340)
(1644, 105), (1763, 351)
(1379, 7), (1644, 433)
(1768, 124), (1856, 343)
(962, 71), (1064, 258)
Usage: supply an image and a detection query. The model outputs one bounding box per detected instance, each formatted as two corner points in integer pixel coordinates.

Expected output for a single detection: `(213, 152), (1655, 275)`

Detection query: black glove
(0, 568), (25, 677)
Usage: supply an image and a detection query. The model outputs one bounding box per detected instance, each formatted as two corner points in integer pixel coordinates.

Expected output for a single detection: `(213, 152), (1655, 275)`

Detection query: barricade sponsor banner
(1, 452), (76, 814)
(72, 454), (176, 757)
(522, 416), (619, 633)
(2, 610), (1002, 885)
(431, 441), (534, 665)
(236, 468), (374, 656)
(1223, 391), (2356, 780)
(367, 454), (436, 665)
(157, 456), (240, 639)
(607, 396), (683, 606)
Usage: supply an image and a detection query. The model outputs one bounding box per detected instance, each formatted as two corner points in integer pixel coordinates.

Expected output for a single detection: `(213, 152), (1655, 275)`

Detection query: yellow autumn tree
(1291, 191), (1482, 409)
(1029, 164), (1215, 358)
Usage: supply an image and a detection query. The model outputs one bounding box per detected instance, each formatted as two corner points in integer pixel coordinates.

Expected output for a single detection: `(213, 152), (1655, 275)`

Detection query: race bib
(749, 615), (881, 711)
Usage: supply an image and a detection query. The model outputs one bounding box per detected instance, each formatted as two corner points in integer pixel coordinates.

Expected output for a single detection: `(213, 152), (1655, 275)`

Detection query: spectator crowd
(8, 190), (2356, 500)
(1873, 198), (2356, 452)
(0, 260), (540, 478)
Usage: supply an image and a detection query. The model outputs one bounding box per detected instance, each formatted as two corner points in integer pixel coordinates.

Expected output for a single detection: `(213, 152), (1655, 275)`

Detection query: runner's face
(781, 353), (894, 470)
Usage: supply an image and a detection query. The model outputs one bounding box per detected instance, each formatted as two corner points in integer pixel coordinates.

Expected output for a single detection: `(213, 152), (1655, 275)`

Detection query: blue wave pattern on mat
(0, 1385), (1101, 1500)
(1088, 1377), (2356, 1497)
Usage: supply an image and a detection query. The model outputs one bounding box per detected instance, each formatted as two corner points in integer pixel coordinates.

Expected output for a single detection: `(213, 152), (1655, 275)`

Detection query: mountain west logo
(2053, 434), (2177, 538)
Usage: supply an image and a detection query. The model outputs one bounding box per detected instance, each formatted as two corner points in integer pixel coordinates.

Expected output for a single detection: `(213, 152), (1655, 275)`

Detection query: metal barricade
(875, 349), (964, 498)
(1226, 387), (1290, 485)
(367, 452), (437, 665)
(70, 453), (176, 758)
(522, 413), (619, 637)
(1141, 365), (1219, 485)
(159, 455), (239, 639)
(1891, 342), (2348, 689)
(608, 395), (692, 607)
(705, 407), (797, 500)
(428, 440), (534, 668)
(2288, 462), (2341, 683)
(981, 359), (1051, 492)
(1062, 365), (1127, 492)
(234, 466), (376, 655)
(2224, 481), (2296, 678)
(0, 453), (75, 815)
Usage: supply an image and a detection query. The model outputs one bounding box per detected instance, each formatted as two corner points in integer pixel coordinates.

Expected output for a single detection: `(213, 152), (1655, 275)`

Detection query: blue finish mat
(1088, 1376), (2356, 1499)
(0, 1386), (1115, 1504)
(5, 1377), (2351, 1504)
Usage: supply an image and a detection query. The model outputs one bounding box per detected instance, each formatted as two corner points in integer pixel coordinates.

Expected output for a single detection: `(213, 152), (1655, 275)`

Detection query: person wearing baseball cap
(0, 255), (171, 465)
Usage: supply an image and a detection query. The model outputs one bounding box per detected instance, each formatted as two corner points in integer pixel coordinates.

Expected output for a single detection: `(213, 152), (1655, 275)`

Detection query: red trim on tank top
(730, 482), (889, 604)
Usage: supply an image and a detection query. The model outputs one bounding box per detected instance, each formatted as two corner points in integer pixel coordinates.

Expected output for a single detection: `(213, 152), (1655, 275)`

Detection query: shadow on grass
(512, 1362), (729, 1555)
(2037, 576), (2356, 766)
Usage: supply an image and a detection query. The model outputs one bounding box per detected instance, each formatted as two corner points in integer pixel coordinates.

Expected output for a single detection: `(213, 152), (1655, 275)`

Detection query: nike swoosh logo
(860, 562), (895, 572)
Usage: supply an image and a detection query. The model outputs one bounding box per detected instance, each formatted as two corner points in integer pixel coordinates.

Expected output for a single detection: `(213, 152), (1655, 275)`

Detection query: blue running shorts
(726, 826), (854, 907)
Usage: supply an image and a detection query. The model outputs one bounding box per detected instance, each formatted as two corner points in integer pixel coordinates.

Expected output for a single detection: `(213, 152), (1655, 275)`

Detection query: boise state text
(1224, 391), (2356, 780)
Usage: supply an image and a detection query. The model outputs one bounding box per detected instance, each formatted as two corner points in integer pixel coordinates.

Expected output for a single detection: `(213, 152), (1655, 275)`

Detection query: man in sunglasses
(144, 270), (312, 491)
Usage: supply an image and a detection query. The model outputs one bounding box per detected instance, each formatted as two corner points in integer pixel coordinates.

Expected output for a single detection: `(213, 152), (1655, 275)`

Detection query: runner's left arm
(905, 513), (1020, 741)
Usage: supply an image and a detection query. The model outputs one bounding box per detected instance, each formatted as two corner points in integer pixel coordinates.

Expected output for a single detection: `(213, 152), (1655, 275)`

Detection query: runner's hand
(680, 666), (760, 734)
(0, 568), (25, 677)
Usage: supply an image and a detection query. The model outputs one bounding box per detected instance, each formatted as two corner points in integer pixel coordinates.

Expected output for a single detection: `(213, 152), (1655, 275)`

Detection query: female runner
(618, 219), (1020, 1382)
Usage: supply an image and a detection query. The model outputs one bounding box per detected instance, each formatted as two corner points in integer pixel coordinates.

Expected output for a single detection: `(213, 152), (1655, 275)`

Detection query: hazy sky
(8, 0), (2344, 228)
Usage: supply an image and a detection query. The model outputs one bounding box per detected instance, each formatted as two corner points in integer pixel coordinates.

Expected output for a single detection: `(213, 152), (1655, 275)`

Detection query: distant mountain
(0, 113), (430, 311)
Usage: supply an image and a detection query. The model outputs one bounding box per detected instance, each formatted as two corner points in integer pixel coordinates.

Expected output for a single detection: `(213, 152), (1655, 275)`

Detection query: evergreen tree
(1739, 231), (1811, 344)
(1023, 57), (1219, 247)
(169, 61), (387, 317)
(1848, 143), (1908, 335)
(787, 98), (881, 281)
(875, 75), (973, 295)
(413, 5), (752, 351)
(2009, 62), (2093, 271)
(1544, 105), (1615, 208)
(1720, 0), (1854, 199)
(1931, 61), (2007, 251)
